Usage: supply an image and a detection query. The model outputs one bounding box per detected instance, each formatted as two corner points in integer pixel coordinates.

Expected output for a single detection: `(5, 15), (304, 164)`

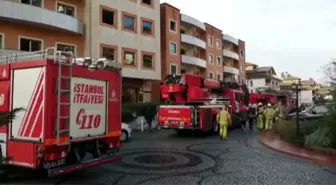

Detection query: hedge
(272, 120), (319, 146)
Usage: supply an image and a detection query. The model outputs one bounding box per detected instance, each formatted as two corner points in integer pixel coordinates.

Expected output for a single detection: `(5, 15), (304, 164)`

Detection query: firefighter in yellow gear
(216, 105), (231, 140)
(264, 103), (275, 130)
(274, 104), (280, 123)
(277, 102), (284, 120)
(257, 102), (265, 130)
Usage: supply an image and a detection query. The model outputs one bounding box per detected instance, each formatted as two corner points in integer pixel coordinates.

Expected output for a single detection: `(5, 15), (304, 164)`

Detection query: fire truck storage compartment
(11, 67), (45, 141)
(200, 108), (212, 131)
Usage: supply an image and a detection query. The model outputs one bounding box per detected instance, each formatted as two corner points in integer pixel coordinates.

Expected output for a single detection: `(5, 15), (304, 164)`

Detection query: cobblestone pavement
(5, 128), (336, 185)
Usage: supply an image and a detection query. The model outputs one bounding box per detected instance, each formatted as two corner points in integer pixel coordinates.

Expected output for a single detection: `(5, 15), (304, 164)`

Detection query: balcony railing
(0, 0), (84, 35)
(180, 14), (206, 31)
(223, 50), (239, 60)
(181, 34), (206, 49)
(223, 66), (239, 75)
(223, 34), (239, 45)
(181, 55), (206, 68)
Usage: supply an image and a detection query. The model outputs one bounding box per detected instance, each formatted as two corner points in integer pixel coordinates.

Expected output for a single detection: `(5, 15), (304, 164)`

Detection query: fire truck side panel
(10, 67), (45, 141)
(44, 64), (121, 144)
(0, 64), (10, 159)
(69, 77), (107, 139)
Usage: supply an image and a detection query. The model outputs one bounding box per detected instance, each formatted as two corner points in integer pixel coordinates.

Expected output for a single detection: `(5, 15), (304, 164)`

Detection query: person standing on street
(216, 105), (231, 140)
(264, 103), (275, 130)
(248, 104), (256, 131)
(257, 102), (265, 130)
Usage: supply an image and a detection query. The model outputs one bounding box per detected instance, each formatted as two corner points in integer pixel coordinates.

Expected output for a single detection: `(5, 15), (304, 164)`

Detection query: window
(208, 54), (213, 63)
(142, 18), (153, 36)
(170, 42), (177, 54)
(19, 38), (42, 52)
(102, 46), (116, 61)
(217, 74), (221, 80)
(240, 65), (244, 71)
(170, 64), (177, 74)
(250, 80), (253, 87)
(216, 39), (221, 48)
(208, 37), (213, 46)
(142, 52), (154, 68)
(0, 34), (3, 49)
(57, 3), (75, 17)
(209, 72), (214, 79)
(101, 8), (117, 27)
(142, 0), (152, 5)
(240, 50), (244, 57)
(216, 56), (221, 65)
(21, 0), (42, 7)
(169, 20), (176, 31)
(123, 49), (136, 66)
(275, 82), (278, 86)
(123, 14), (136, 31)
(56, 43), (75, 55)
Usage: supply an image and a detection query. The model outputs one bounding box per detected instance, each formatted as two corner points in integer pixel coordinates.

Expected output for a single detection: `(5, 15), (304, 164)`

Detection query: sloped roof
(247, 66), (276, 75)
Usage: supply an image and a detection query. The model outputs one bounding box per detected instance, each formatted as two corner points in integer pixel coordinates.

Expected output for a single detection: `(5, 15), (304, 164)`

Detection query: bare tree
(322, 59), (336, 87)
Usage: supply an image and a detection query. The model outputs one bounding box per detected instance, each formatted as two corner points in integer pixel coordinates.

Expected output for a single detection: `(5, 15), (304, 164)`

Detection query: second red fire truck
(157, 74), (250, 132)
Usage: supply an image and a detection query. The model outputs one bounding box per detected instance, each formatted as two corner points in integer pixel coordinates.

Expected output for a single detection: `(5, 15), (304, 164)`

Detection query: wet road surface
(4, 128), (336, 184)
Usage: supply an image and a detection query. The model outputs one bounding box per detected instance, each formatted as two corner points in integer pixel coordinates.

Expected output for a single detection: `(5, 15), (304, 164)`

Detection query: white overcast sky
(160, 0), (336, 82)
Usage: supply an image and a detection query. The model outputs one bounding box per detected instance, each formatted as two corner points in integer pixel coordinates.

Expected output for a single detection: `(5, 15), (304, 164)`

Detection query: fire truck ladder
(55, 50), (73, 146)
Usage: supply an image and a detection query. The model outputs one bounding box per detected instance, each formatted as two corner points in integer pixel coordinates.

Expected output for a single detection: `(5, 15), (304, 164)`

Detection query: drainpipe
(89, 0), (92, 57)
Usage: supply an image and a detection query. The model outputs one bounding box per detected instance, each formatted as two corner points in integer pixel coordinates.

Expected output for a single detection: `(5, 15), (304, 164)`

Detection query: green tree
(0, 108), (23, 179)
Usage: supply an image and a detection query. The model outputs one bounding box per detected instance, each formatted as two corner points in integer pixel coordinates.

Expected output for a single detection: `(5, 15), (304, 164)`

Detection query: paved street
(6, 128), (336, 185)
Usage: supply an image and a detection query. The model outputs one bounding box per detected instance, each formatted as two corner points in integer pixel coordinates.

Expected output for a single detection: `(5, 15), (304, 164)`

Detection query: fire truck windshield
(164, 75), (182, 84)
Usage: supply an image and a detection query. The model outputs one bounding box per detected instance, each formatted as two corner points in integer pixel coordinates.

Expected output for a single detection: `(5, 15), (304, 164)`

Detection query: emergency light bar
(73, 57), (92, 67)
(72, 57), (121, 70)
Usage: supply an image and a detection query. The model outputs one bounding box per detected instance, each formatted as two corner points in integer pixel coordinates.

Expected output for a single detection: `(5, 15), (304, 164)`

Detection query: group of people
(215, 101), (285, 140)
(256, 102), (284, 131)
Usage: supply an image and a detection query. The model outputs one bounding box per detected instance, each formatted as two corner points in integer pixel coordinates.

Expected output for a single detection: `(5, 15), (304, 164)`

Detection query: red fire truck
(0, 48), (122, 177)
(158, 74), (249, 132)
(249, 87), (293, 108)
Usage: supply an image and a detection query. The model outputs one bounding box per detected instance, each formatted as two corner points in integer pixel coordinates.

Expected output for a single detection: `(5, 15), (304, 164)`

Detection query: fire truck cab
(0, 48), (122, 177)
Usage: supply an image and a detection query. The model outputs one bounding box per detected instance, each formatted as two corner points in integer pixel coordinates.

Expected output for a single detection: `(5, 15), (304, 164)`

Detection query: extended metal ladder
(55, 50), (73, 146)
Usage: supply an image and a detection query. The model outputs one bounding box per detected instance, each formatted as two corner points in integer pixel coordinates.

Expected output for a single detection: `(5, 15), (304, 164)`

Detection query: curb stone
(258, 132), (336, 166)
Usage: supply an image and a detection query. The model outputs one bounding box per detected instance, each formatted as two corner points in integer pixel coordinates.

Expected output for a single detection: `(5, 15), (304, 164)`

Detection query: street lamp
(291, 80), (302, 137)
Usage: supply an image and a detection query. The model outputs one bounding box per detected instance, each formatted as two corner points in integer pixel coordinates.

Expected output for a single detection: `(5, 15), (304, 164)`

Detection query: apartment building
(222, 34), (246, 83)
(160, 3), (246, 84)
(85, 0), (161, 103)
(0, 0), (85, 56)
(245, 62), (282, 92)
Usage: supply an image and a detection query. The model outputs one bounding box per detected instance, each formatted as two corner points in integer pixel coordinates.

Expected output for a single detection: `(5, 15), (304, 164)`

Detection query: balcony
(223, 50), (239, 60)
(181, 34), (206, 49)
(180, 14), (205, 31)
(223, 34), (239, 45)
(181, 55), (206, 68)
(223, 66), (239, 75)
(0, 0), (84, 35)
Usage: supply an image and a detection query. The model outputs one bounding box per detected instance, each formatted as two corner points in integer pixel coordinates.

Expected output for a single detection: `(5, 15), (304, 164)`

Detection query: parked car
(121, 123), (132, 142)
(287, 104), (328, 121)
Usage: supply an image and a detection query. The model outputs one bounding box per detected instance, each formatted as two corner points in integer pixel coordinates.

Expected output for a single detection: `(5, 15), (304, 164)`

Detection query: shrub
(272, 119), (319, 146)
(304, 127), (332, 148)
